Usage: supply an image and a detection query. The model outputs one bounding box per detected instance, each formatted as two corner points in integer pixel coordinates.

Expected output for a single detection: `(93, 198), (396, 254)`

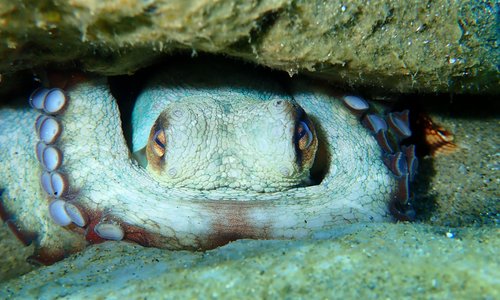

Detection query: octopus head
(133, 96), (317, 192)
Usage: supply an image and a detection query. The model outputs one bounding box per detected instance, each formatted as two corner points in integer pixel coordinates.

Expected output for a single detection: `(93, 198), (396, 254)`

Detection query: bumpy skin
(132, 67), (319, 192)
(0, 62), (403, 263)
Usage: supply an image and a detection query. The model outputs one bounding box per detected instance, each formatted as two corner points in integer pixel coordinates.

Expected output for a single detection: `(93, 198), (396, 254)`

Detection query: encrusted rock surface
(413, 99), (499, 227)
(1, 223), (498, 299)
(1, 0), (498, 94)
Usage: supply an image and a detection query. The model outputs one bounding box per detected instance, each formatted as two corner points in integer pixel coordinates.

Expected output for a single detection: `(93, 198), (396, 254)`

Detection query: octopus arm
(0, 109), (86, 264)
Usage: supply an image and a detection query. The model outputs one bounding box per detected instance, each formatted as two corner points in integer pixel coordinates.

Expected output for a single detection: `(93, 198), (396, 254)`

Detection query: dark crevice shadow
(308, 115), (330, 185)
(108, 74), (149, 152)
(411, 157), (438, 222)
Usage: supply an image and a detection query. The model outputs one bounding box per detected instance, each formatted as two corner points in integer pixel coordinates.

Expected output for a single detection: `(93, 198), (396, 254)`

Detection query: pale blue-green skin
(0, 62), (397, 260)
(131, 64), (319, 192)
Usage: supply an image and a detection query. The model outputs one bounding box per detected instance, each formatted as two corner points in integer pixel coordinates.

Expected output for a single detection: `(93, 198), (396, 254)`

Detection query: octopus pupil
(155, 136), (165, 148)
(297, 121), (311, 141)
(296, 123), (305, 139)
(154, 130), (165, 149)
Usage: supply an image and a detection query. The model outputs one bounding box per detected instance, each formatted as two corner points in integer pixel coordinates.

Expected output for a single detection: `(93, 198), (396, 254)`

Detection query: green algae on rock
(0, 0), (498, 94)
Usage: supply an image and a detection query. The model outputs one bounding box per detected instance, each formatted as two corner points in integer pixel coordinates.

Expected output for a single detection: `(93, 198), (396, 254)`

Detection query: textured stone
(1, 223), (498, 299)
(0, 0), (498, 94)
(412, 99), (500, 226)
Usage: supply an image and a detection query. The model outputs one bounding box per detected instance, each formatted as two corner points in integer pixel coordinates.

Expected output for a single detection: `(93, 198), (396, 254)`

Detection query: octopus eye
(293, 108), (318, 170)
(151, 129), (166, 157)
(296, 121), (314, 150)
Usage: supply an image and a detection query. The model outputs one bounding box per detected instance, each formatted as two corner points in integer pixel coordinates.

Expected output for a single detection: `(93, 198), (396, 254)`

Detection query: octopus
(0, 60), (417, 264)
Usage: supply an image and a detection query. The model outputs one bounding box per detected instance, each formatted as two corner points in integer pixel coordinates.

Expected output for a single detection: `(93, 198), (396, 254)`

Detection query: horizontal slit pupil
(153, 129), (165, 149)
(155, 136), (165, 149)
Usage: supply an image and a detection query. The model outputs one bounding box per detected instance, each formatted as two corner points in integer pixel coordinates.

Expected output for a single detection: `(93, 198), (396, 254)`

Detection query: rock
(0, 225), (34, 282)
(0, 223), (498, 298)
(412, 99), (500, 226)
(0, 0), (498, 94)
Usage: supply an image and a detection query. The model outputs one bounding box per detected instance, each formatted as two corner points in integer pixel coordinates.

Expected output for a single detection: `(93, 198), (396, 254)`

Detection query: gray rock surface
(413, 99), (499, 226)
(1, 223), (498, 299)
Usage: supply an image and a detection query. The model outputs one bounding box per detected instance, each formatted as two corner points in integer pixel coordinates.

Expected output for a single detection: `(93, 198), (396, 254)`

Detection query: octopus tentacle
(30, 88), (92, 232)
(37, 116), (62, 144)
(339, 95), (417, 221)
(387, 110), (412, 139)
(94, 213), (125, 241)
(64, 201), (88, 227)
(31, 91), (69, 201)
(342, 95), (369, 113)
(48, 199), (72, 226)
(0, 107), (87, 264)
(30, 88), (67, 114)
(31, 79), (139, 245)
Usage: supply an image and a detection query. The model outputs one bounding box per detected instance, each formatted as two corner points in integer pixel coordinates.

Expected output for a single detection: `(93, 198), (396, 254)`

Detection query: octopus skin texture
(0, 62), (416, 264)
